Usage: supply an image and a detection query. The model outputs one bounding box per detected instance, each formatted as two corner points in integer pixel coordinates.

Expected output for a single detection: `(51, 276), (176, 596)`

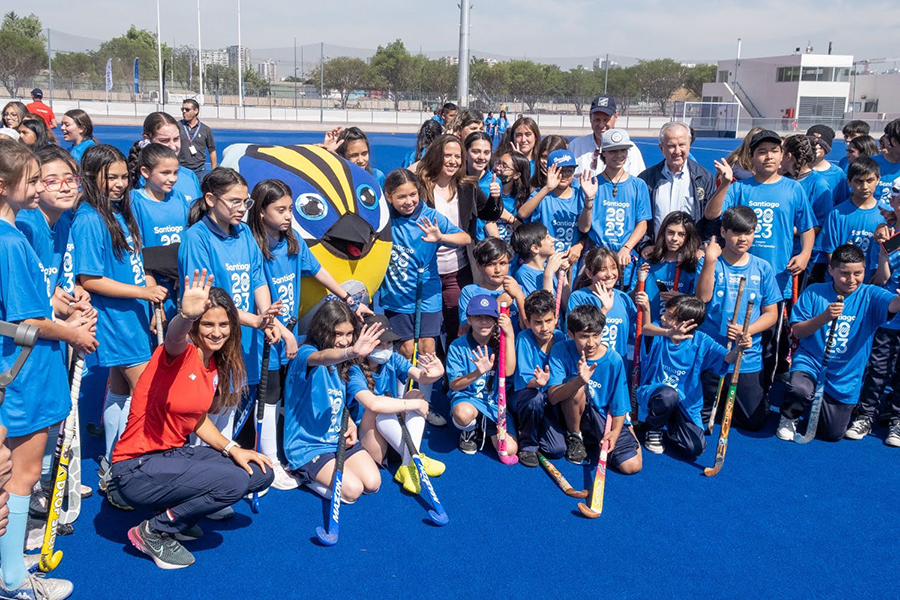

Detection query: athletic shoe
(104, 480), (133, 511)
(393, 464), (421, 494)
(844, 416), (872, 440)
(270, 463), (299, 491)
(417, 452), (445, 477)
(886, 423), (900, 447)
(24, 553), (40, 573)
(29, 488), (49, 518)
(205, 506), (234, 521)
(517, 450), (539, 468)
(80, 484), (93, 499)
(425, 410), (447, 427)
(127, 520), (195, 570)
(458, 429), (478, 455)
(173, 524), (203, 542)
(644, 431), (665, 454)
(565, 432), (587, 464)
(776, 416), (798, 441)
(96, 456), (110, 492)
(0, 572), (73, 600)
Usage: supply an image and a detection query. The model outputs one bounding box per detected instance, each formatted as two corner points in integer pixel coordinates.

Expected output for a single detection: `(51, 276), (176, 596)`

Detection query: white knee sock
(103, 391), (130, 459)
(258, 400), (280, 461)
(376, 413), (408, 463)
(420, 382), (434, 405)
(453, 416), (477, 431)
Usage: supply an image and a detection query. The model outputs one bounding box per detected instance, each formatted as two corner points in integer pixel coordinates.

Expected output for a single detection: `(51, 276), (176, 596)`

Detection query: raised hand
(667, 319), (697, 342)
(351, 322), (384, 359)
(180, 269), (214, 320)
(489, 173), (501, 198)
(471, 345), (495, 375)
(417, 216), (444, 243)
(703, 238), (722, 262)
(545, 164), (561, 191)
(580, 171), (598, 199)
(418, 352), (444, 379)
(257, 301), (282, 331)
(875, 223), (895, 245)
(591, 280), (615, 314)
(713, 158), (734, 185)
(533, 365), (551, 387)
(577, 351), (597, 384)
(321, 127), (345, 153)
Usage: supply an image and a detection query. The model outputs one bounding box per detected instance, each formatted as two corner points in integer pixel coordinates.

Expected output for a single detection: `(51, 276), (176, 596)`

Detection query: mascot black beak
(322, 214), (375, 260)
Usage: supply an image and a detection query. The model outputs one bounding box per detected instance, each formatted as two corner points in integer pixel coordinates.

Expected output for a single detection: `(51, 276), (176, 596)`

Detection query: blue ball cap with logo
(467, 294), (499, 318)
(547, 149), (577, 170)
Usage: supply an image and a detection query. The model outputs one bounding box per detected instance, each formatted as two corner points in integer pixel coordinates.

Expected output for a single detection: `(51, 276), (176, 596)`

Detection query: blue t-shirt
(872, 154), (900, 209)
(346, 352), (413, 400)
(514, 329), (565, 392)
(585, 175), (652, 252)
(637, 332), (728, 427)
(816, 163), (847, 203)
(477, 191), (517, 243)
(0, 220), (70, 437)
(791, 282), (894, 404)
(15, 209), (73, 298)
(722, 176), (815, 299)
(263, 236), (322, 366)
(458, 284), (520, 332)
(547, 340), (630, 421)
(70, 138), (96, 164)
(566, 288), (636, 362)
(446, 334), (512, 431)
(381, 203), (462, 315)
(639, 259), (696, 324)
(283, 344), (353, 469)
(137, 166), (201, 206)
(371, 167), (386, 189)
(178, 216), (266, 384)
(484, 117), (497, 136)
(880, 247), (900, 331)
(819, 200), (885, 279)
(514, 263), (558, 299)
(527, 186), (585, 254)
(696, 254), (781, 374)
(795, 171), (834, 263)
(71, 203), (151, 367)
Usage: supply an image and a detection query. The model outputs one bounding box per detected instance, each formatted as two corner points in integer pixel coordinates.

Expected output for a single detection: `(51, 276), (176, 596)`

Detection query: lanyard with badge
(183, 121), (202, 155)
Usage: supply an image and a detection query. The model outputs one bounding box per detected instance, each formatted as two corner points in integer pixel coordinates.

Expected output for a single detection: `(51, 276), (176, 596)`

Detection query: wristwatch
(222, 440), (239, 457)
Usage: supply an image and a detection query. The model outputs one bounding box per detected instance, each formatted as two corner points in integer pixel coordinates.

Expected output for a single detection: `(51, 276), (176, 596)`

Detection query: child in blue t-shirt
(872, 120), (900, 208)
(518, 150), (594, 266)
(695, 206), (781, 431)
(567, 247), (637, 365)
(458, 238), (526, 332)
(73, 145), (168, 464)
(633, 295), (748, 457)
(510, 291), (566, 466)
(578, 130), (651, 287)
(282, 302), (383, 502)
(448, 294), (518, 456)
(820, 157), (885, 279)
(329, 127), (387, 188)
(638, 211), (700, 323)
(778, 244), (900, 443)
(345, 315), (446, 493)
(510, 221), (569, 302)
(546, 305), (641, 473)
(130, 143), (190, 322)
(129, 112), (202, 203)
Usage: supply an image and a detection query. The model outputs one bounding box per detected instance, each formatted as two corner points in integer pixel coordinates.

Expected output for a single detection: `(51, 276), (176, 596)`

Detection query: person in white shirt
(570, 94), (646, 179)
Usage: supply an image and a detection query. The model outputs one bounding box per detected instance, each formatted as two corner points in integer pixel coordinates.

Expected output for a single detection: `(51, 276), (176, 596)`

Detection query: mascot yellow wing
(221, 143), (392, 331)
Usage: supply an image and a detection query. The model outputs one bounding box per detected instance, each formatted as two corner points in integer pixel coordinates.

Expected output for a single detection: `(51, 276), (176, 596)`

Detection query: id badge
(188, 145), (198, 156)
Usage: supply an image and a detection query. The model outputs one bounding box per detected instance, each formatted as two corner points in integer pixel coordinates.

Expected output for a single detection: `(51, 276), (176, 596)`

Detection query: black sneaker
(104, 477), (133, 511)
(459, 429), (478, 455)
(128, 520), (195, 570)
(844, 416), (872, 440)
(173, 524), (203, 542)
(518, 450), (539, 468)
(565, 432), (587, 464)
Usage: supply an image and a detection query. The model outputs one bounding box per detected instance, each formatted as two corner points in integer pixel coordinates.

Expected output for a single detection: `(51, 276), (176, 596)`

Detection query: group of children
(0, 106), (898, 597)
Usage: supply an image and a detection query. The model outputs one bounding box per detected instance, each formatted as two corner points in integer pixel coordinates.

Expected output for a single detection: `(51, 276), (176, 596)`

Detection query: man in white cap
(570, 94), (645, 179)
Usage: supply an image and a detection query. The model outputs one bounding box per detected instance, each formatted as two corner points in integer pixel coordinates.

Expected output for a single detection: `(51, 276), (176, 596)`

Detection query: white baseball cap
(601, 128), (633, 152)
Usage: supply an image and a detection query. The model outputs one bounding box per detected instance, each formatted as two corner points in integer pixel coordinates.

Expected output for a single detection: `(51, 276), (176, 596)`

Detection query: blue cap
(547, 149), (577, 170)
(466, 294), (499, 318)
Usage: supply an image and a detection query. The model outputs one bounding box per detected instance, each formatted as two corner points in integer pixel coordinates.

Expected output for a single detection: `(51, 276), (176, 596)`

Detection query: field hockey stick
(497, 302), (518, 465)
(672, 252), (683, 292)
(786, 275), (800, 367)
(39, 352), (84, 572)
(398, 412), (448, 525)
(316, 405), (351, 546)
(250, 340), (272, 514)
(703, 298), (755, 477)
(538, 452), (587, 498)
(577, 411), (613, 518)
(555, 270), (565, 320)
(60, 348), (85, 528)
(794, 296), (843, 444)
(407, 267), (425, 393)
(630, 268), (648, 425)
(707, 276), (746, 434)
(154, 303), (164, 346)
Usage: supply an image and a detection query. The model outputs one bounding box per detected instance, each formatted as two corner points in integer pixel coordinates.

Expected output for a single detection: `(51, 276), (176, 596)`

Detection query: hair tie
(138, 139), (151, 150)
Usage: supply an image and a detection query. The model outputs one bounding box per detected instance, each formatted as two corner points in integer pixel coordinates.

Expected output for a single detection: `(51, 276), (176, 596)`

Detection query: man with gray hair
(637, 121), (716, 238)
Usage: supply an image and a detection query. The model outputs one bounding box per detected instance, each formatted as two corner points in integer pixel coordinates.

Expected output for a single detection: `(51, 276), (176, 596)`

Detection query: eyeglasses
(559, 167), (576, 177)
(181, 107), (196, 112)
(42, 176), (81, 191)
(219, 196), (254, 209)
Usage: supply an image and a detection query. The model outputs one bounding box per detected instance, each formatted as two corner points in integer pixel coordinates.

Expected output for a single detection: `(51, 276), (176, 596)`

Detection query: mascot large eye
(356, 184), (378, 209)
(296, 193), (328, 221)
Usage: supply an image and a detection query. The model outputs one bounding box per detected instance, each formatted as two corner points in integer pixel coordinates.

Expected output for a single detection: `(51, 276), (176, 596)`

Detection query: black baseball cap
(749, 130), (782, 152)
(364, 314), (401, 343)
(806, 124), (835, 153)
(590, 95), (617, 116)
(30, 88), (43, 98)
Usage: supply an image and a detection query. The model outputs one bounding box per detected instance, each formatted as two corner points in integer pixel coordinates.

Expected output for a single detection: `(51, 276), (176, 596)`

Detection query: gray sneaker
(0, 572), (73, 600)
(426, 410), (447, 427)
(886, 423), (900, 447)
(173, 524), (203, 542)
(844, 416), (872, 440)
(128, 520), (195, 570)
(205, 506), (234, 521)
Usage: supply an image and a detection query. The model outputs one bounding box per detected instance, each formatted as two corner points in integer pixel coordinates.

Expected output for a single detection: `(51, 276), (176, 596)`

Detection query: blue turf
(54, 126), (873, 598)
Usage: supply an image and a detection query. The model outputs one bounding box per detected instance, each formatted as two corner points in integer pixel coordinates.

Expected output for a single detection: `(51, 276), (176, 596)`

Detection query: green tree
(563, 66), (601, 115)
(683, 63), (716, 99)
(471, 59), (509, 108)
(53, 52), (95, 99)
(97, 26), (168, 99)
(0, 13), (47, 97)
(419, 58), (457, 107)
(369, 39), (415, 110)
(506, 60), (561, 111)
(633, 58), (686, 113)
(310, 56), (369, 109)
(605, 65), (641, 113)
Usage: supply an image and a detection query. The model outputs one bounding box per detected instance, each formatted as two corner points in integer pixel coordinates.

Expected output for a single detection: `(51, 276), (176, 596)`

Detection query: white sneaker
(776, 416), (798, 441)
(0, 572), (73, 600)
(271, 463), (299, 491)
(886, 423), (900, 447)
(205, 506), (234, 521)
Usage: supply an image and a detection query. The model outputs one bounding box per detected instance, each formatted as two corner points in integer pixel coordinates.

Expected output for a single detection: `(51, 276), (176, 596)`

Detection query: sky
(23, 0), (900, 67)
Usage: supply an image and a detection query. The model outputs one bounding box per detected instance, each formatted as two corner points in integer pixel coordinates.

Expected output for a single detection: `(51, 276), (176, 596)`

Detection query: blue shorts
(293, 443), (368, 484)
(385, 309), (442, 341)
(541, 404), (639, 467)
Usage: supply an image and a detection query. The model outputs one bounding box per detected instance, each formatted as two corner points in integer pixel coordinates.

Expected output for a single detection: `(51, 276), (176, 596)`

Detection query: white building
(593, 58), (619, 70)
(200, 49), (228, 68)
(227, 45), (252, 71)
(702, 53), (853, 127)
(258, 60), (278, 83)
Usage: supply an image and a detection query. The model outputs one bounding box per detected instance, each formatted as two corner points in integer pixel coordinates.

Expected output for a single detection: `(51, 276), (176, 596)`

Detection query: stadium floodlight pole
(197, 0), (204, 100)
(156, 0), (164, 107)
(47, 29), (53, 108)
(603, 53), (610, 94)
(237, 0), (243, 109)
(732, 38), (741, 102)
(457, 1), (471, 106)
